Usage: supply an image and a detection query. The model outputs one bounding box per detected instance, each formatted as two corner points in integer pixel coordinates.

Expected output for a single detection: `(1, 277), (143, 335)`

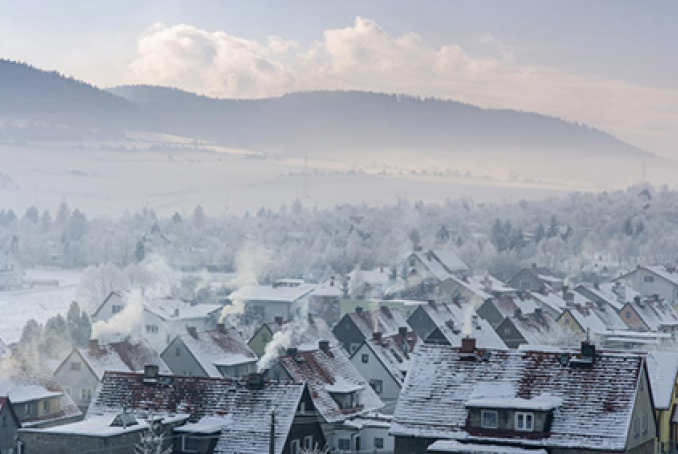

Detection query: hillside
(0, 60), (649, 160)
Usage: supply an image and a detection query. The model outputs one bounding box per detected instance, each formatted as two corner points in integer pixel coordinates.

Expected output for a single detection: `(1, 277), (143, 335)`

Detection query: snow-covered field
(0, 269), (82, 345)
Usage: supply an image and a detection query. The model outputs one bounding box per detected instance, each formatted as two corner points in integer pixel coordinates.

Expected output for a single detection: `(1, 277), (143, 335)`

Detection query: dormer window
(481, 410), (498, 429)
(516, 412), (534, 431)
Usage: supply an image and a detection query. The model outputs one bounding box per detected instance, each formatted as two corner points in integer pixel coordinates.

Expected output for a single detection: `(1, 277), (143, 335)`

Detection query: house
(332, 306), (410, 354)
(0, 352), (81, 428)
(307, 280), (343, 324)
(227, 281), (315, 323)
(407, 301), (506, 349)
(18, 411), (188, 454)
(404, 249), (470, 287)
(0, 236), (23, 291)
(574, 282), (638, 312)
(436, 275), (516, 308)
(617, 265), (678, 304)
(248, 315), (339, 358)
(0, 397), (21, 454)
(345, 266), (394, 300)
(349, 328), (419, 414)
(91, 292), (223, 352)
(391, 339), (656, 454)
(54, 338), (170, 412)
(267, 342), (386, 451)
(162, 323), (258, 378)
(506, 264), (563, 292)
(476, 295), (543, 329)
(86, 368), (326, 454)
(557, 301), (628, 339)
(646, 351), (678, 452)
(495, 309), (560, 348)
(618, 295), (678, 333)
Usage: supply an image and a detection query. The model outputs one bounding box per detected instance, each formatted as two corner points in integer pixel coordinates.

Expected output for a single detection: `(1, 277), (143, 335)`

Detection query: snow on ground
(0, 269), (82, 345)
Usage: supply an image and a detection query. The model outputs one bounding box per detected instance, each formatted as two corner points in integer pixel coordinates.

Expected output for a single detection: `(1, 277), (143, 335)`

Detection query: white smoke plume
(257, 296), (311, 371)
(219, 241), (272, 324)
(91, 254), (175, 342)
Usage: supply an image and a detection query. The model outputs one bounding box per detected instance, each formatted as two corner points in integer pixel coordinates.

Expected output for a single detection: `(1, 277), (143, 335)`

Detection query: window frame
(515, 412), (534, 432)
(290, 439), (300, 454)
(361, 353), (369, 363)
(374, 437), (384, 449)
(182, 435), (199, 453)
(303, 435), (313, 450)
(480, 410), (499, 429)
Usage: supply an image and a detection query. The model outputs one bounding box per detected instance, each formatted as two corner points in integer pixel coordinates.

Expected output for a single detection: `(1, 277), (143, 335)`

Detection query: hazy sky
(1, 0), (677, 156)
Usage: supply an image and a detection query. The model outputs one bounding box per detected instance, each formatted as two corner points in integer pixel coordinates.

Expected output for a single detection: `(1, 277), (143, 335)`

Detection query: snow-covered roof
(411, 249), (469, 281)
(360, 330), (420, 386)
(465, 394), (563, 411)
(574, 283), (633, 311)
(640, 265), (678, 287)
(446, 275), (516, 302)
(262, 316), (340, 352)
(89, 372), (306, 454)
(436, 303), (507, 350)
(31, 413), (189, 437)
(646, 351), (678, 410)
(228, 284), (315, 303)
(0, 352), (81, 426)
(529, 292), (568, 314)
(346, 307), (410, 339)
(67, 340), (170, 380)
(278, 344), (384, 423)
(175, 327), (257, 377)
(625, 297), (678, 331)
(506, 312), (559, 345)
(144, 297), (222, 321)
(428, 440), (548, 454)
(392, 344), (645, 450)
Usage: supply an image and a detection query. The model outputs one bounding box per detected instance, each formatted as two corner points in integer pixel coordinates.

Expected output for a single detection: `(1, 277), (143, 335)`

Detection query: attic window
(516, 412), (534, 431)
(481, 410), (498, 429)
(644, 276), (654, 283)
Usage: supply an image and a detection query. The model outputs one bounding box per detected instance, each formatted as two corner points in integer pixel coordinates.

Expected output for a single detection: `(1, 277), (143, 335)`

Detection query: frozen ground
(0, 269), (82, 345)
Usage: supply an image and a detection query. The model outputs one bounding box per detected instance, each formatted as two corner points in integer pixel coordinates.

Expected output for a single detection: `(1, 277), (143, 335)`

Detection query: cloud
(128, 18), (678, 155)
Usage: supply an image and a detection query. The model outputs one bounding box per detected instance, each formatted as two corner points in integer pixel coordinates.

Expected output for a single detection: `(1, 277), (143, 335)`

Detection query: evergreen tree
(135, 240), (146, 263)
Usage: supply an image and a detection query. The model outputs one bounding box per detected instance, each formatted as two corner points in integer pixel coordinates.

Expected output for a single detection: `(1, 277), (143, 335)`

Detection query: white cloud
(127, 18), (678, 155)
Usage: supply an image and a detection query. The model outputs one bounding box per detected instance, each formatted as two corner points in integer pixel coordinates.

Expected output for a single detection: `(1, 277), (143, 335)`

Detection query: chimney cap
(143, 364), (160, 382)
(398, 326), (408, 337)
(372, 331), (383, 343)
(319, 340), (330, 354)
(355, 306), (363, 314)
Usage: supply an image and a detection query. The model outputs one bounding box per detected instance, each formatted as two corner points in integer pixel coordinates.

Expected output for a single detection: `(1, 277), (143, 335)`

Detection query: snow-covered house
(0, 397), (21, 453)
(404, 249), (470, 286)
(0, 353), (81, 428)
(574, 282), (637, 312)
(0, 236), (23, 291)
(332, 306), (410, 354)
(349, 328), (419, 414)
(477, 295), (543, 328)
(506, 264), (563, 292)
(248, 315), (339, 358)
(646, 351), (678, 451)
(267, 343), (386, 452)
(557, 301), (628, 339)
(162, 324), (258, 378)
(345, 266), (394, 300)
(617, 295), (678, 333)
(227, 281), (315, 323)
(88, 369), (325, 454)
(617, 265), (678, 304)
(54, 338), (170, 412)
(495, 309), (560, 348)
(437, 274), (516, 308)
(391, 340), (656, 454)
(91, 292), (223, 352)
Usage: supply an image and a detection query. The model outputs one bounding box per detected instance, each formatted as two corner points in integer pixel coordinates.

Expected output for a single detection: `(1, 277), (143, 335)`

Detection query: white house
(227, 280), (315, 323)
(616, 265), (678, 304)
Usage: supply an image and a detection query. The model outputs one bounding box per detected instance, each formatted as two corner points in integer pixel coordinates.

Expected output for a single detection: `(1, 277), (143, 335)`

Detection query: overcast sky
(1, 0), (677, 156)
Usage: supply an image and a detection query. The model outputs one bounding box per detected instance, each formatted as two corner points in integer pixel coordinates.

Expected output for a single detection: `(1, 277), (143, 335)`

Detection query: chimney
(428, 299), (436, 307)
(460, 337), (476, 354)
(319, 340), (330, 354)
(534, 307), (543, 318)
(355, 307), (363, 314)
(531, 263), (537, 269)
(274, 316), (284, 326)
(372, 332), (383, 343)
(471, 315), (480, 329)
(143, 364), (159, 382)
(482, 276), (492, 293)
(286, 347), (298, 357)
(217, 323), (226, 334)
(88, 338), (99, 352)
(581, 340), (596, 362)
(514, 308), (523, 318)
(563, 291), (575, 306)
(187, 326), (198, 339)
(246, 372), (265, 390)
(398, 326), (408, 338)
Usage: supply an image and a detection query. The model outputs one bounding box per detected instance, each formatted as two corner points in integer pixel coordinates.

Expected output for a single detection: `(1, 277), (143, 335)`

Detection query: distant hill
(0, 60), (649, 160)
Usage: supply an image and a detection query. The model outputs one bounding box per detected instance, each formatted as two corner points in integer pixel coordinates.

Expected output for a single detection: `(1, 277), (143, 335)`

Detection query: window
(175, 347), (181, 356)
(375, 437), (384, 449)
(409, 258), (416, 267)
(182, 435), (199, 453)
(290, 439), (300, 454)
(504, 327), (511, 335)
(146, 325), (158, 334)
(644, 276), (655, 283)
(481, 410), (498, 429)
(112, 305), (123, 314)
(361, 354), (369, 363)
(626, 311), (632, 319)
(298, 401), (306, 414)
(516, 412), (534, 431)
(370, 379), (383, 395)
(42, 400), (50, 413)
(304, 436), (313, 450)
(70, 362), (81, 371)
(80, 388), (92, 401)
(338, 439), (351, 450)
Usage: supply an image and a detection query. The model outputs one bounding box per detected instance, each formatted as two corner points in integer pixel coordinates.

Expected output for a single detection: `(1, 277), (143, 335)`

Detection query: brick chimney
(319, 340), (330, 354)
(460, 337), (476, 354)
(286, 347), (298, 357)
(143, 364), (159, 383)
(88, 338), (99, 352)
